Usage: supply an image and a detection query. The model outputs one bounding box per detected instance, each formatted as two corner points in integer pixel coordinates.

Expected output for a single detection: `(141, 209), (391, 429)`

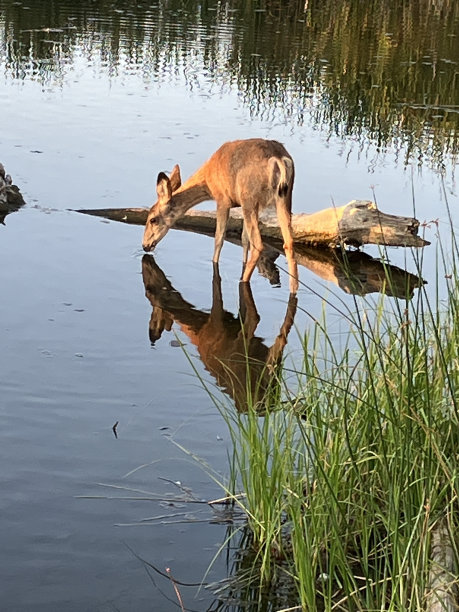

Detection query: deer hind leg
(240, 207), (264, 284)
(275, 199), (299, 294)
(213, 205), (230, 263)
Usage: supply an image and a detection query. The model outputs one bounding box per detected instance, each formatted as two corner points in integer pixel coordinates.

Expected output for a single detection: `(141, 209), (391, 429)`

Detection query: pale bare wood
(425, 519), (458, 612)
(173, 201), (429, 248)
(142, 139), (299, 293)
(77, 200), (429, 248)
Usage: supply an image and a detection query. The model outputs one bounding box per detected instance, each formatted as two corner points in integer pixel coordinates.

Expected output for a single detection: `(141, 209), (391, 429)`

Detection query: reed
(212, 227), (459, 609)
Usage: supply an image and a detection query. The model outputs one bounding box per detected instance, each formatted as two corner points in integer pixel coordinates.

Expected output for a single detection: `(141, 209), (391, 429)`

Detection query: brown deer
(142, 138), (299, 294)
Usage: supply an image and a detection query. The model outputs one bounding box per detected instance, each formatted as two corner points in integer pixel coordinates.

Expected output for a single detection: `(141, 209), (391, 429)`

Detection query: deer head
(142, 164), (182, 252)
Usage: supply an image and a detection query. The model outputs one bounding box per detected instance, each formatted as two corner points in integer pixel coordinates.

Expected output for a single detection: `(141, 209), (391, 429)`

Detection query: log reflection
(290, 245), (425, 299)
(142, 255), (297, 412)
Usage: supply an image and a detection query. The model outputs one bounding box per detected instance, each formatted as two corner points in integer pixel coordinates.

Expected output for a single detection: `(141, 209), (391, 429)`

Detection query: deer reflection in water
(142, 255), (297, 412)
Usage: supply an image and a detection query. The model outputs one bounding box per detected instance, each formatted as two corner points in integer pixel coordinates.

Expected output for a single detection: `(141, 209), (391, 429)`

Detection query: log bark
(425, 519), (458, 612)
(76, 203), (425, 298)
(76, 199), (429, 248)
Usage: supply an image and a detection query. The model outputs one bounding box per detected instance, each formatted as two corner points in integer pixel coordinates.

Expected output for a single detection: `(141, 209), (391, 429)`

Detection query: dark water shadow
(205, 524), (303, 612)
(142, 254), (297, 413)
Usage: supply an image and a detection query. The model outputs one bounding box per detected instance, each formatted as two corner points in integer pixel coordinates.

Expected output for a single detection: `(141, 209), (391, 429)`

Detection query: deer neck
(171, 168), (210, 215)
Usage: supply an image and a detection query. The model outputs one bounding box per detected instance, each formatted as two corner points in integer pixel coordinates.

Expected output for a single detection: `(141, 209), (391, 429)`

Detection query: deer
(142, 138), (299, 294)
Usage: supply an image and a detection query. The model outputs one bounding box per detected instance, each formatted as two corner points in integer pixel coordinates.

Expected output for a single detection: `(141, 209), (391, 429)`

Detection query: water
(0, 1), (458, 610)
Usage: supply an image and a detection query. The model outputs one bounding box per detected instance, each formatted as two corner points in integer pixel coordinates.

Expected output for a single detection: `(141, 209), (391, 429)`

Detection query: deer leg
(240, 208), (264, 284)
(213, 205), (230, 263)
(241, 223), (249, 265)
(275, 200), (299, 294)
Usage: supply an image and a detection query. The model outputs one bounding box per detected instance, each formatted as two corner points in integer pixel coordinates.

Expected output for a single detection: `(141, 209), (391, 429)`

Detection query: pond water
(0, 0), (458, 610)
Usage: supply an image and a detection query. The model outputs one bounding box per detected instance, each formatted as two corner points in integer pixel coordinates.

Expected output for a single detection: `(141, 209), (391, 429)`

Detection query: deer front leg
(213, 205), (230, 263)
(241, 224), (249, 265)
(240, 208), (264, 284)
(275, 201), (299, 294)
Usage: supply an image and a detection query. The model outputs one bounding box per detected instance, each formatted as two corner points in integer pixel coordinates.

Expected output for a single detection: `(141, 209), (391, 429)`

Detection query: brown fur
(143, 138), (299, 294)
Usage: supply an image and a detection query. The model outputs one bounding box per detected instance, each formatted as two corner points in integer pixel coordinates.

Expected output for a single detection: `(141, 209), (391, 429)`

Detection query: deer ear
(169, 164), (182, 192)
(156, 172), (172, 205)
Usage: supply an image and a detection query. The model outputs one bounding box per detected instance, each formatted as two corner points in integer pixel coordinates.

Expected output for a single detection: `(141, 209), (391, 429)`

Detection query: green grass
(208, 227), (459, 610)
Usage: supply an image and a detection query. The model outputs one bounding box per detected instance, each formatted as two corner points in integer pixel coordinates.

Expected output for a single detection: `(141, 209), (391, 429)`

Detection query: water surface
(0, 0), (458, 610)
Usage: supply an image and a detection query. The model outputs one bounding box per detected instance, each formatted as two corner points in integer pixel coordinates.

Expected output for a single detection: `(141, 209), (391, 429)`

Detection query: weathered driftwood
(77, 200), (429, 248)
(76, 202), (426, 298)
(425, 519), (458, 612)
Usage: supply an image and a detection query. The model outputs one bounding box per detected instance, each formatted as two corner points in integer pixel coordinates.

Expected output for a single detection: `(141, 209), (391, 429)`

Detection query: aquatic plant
(211, 221), (459, 609)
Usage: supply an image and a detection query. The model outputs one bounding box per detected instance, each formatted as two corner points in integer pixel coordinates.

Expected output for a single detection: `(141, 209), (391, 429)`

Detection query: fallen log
(76, 199), (430, 248)
(76, 203), (425, 298)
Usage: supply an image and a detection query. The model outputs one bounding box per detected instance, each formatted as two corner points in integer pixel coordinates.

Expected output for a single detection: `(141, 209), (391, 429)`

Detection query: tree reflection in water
(0, 0), (457, 171)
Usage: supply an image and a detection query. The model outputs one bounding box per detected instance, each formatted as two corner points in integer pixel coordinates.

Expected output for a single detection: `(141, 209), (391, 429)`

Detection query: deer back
(205, 139), (294, 211)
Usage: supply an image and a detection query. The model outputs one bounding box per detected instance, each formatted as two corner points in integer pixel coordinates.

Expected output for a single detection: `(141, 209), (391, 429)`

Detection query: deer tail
(269, 156), (294, 198)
